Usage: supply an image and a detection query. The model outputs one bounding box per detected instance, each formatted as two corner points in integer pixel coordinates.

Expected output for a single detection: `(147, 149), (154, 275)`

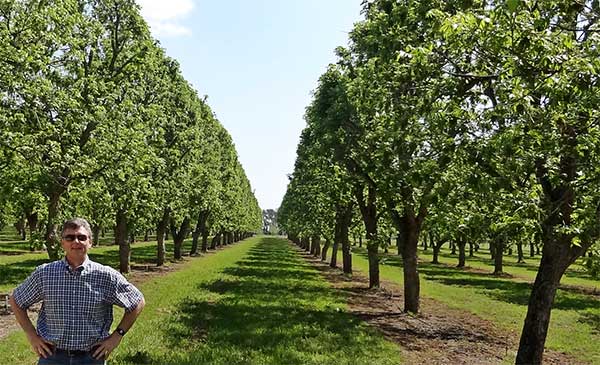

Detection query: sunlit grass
(0, 237), (401, 365)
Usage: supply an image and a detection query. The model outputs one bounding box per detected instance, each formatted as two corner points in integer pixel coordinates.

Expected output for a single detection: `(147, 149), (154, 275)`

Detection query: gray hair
(61, 218), (93, 240)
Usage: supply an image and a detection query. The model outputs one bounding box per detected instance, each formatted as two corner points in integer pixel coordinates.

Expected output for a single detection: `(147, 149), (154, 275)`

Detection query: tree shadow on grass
(354, 247), (599, 311)
(89, 240), (195, 268)
(578, 311), (600, 335)
(0, 258), (49, 290)
(423, 271), (599, 311)
(135, 237), (396, 365)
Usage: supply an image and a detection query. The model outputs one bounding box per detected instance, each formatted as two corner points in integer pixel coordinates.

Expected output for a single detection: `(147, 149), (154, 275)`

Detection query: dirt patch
(296, 247), (584, 365)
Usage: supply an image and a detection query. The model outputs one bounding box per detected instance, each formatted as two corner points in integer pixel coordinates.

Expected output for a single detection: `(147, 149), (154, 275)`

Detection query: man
(9, 218), (145, 365)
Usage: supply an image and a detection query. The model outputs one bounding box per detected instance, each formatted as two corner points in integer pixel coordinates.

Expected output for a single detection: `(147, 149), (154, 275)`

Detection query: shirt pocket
(80, 281), (108, 321)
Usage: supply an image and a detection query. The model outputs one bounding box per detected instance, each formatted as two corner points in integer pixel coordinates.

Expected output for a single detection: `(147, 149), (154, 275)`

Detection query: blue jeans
(38, 352), (106, 365)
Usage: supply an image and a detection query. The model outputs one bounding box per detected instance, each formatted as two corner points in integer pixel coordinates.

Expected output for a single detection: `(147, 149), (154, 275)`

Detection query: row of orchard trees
(0, 0), (261, 272)
(279, 0), (600, 363)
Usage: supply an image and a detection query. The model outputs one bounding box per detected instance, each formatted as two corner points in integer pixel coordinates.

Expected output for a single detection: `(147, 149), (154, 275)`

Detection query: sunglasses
(62, 234), (89, 242)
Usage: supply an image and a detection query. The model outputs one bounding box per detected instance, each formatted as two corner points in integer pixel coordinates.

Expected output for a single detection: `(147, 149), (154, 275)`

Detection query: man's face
(61, 226), (92, 263)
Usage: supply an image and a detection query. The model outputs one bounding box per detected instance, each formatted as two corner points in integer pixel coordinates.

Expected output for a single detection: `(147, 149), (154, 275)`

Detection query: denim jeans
(38, 352), (106, 365)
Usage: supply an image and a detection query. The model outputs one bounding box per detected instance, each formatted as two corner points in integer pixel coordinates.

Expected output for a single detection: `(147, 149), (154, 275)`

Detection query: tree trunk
(367, 242), (380, 288)
(321, 238), (330, 261)
(432, 239), (447, 264)
(171, 217), (191, 260)
(517, 241), (524, 263)
(468, 241), (474, 257)
(330, 224), (339, 268)
(432, 242), (440, 264)
(115, 209), (130, 273)
(210, 233), (220, 250)
(15, 216), (26, 240)
(190, 211), (208, 256)
(457, 235), (466, 268)
(341, 204), (353, 275)
(201, 229), (209, 253)
(493, 237), (504, 275)
(156, 208), (169, 266)
(92, 224), (101, 247)
(358, 235), (362, 248)
(398, 213), (422, 313)
(356, 185), (379, 288)
(311, 235), (321, 258)
(516, 241), (582, 364)
(26, 212), (38, 240)
(450, 240), (456, 255)
(191, 229), (200, 256)
(516, 153), (591, 363)
(44, 189), (64, 261)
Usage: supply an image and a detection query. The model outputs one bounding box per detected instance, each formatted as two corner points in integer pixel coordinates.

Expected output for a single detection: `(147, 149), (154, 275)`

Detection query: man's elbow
(135, 297), (145, 314)
(8, 294), (22, 312)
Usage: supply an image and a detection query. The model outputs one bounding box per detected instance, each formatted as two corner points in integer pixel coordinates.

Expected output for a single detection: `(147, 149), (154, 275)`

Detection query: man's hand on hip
(92, 333), (123, 360)
(26, 333), (54, 359)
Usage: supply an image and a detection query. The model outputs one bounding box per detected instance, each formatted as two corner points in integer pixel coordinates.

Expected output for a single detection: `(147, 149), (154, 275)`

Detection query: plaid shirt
(12, 257), (144, 350)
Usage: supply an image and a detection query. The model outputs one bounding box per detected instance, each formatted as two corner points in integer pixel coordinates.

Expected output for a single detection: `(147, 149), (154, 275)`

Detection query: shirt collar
(62, 256), (91, 274)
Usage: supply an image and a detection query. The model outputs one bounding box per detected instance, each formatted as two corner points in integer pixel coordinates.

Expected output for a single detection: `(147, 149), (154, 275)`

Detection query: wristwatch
(115, 327), (126, 336)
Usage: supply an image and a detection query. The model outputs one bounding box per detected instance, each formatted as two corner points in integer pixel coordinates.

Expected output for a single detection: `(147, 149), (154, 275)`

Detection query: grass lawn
(0, 240), (190, 293)
(411, 245), (598, 290)
(341, 246), (600, 364)
(0, 236), (401, 365)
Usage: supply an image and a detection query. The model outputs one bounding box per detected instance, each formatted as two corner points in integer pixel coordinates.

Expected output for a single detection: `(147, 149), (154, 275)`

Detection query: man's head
(61, 218), (93, 266)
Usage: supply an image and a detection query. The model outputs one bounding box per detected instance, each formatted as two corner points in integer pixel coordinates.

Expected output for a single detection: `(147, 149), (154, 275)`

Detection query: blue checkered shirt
(12, 257), (144, 350)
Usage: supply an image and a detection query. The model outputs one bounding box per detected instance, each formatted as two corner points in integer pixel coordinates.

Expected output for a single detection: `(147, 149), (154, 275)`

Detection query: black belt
(54, 346), (99, 357)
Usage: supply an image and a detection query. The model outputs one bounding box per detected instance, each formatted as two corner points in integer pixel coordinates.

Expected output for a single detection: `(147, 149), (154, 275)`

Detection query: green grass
(0, 237), (401, 365)
(0, 229), (32, 255)
(0, 225), (156, 256)
(342, 246), (600, 364)
(411, 245), (598, 290)
(0, 240), (193, 293)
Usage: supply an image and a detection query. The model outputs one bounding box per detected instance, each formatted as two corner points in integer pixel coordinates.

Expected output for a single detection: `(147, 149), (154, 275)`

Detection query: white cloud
(137, 0), (194, 37)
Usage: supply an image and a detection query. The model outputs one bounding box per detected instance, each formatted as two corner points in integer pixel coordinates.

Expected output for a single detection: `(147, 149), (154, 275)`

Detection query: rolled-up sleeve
(12, 266), (44, 309)
(108, 274), (144, 312)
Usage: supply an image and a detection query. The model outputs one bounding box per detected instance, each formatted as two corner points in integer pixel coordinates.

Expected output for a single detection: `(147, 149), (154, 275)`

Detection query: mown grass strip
(0, 237), (401, 365)
(345, 247), (600, 364)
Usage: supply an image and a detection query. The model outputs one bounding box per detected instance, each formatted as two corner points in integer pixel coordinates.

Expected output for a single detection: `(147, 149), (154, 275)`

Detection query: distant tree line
(278, 1), (600, 363)
(262, 209), (279, 235)
(0, 0), (262, 272)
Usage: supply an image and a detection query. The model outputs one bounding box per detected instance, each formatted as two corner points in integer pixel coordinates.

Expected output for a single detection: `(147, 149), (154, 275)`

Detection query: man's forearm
(92, 298), (145, 360)
(10, 295), (53, 358)
(9, 295), (37, 338)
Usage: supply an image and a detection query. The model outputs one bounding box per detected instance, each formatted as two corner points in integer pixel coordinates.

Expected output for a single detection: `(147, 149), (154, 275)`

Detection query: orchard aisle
(0, 236), (400, 365)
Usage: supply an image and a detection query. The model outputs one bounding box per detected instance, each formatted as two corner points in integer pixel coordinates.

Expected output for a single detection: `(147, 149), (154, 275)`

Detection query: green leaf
(507, 0), (520, 12)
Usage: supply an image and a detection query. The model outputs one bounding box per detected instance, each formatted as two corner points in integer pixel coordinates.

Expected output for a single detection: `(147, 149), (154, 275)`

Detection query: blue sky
(137, 0), (363, 210)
